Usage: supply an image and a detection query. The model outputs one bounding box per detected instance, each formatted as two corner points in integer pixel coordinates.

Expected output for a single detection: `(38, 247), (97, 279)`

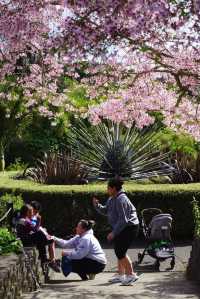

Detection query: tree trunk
(0, 142), (5, 171)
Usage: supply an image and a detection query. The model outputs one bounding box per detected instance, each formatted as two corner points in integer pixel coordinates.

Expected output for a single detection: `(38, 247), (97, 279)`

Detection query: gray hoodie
(54, 229), (107, 265)
(95, 190), (139, 237)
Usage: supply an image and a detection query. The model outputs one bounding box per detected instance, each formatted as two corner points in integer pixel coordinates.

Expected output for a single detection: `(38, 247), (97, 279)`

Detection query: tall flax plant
(25, 151), (89, 184)
(68, 121), (173, 180)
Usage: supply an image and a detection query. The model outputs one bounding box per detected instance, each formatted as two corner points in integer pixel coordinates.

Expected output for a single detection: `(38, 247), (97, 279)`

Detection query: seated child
(30, 201), (42, 227)
(17, 204), (60, 272)
(30, 201), (57, 263)
(30, 201), (51, 238)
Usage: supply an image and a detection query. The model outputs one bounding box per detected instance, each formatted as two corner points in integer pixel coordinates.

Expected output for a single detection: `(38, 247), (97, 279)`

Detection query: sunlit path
(22, 244), (200, 299)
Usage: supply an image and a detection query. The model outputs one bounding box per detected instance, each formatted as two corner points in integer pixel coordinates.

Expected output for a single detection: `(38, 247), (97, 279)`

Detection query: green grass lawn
(1, 171), (200, 194)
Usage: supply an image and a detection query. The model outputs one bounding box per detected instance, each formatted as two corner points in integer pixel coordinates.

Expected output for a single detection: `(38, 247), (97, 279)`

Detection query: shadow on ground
(22, 243), (200, 299)
(22, 271), (200, 299)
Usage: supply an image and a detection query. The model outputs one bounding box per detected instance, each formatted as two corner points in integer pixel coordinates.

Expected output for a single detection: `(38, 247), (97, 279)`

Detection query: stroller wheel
(154, 260), (160, 271)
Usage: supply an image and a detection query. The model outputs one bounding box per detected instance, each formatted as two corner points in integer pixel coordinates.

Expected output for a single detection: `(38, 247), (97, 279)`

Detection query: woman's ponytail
(87, 220), (95, 229)
(79, 219), (95, 230)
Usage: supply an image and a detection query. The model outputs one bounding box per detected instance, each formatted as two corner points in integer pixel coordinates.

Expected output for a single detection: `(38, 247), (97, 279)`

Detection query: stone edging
(0, 248), (42, 299)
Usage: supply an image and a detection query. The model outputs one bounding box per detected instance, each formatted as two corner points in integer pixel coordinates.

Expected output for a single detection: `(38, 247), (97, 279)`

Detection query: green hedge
(192, 200), (200, 237)
(1, 172), (200, 239)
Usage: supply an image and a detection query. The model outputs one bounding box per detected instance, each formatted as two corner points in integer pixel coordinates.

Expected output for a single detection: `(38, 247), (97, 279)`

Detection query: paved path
(22, 243), (200, 299)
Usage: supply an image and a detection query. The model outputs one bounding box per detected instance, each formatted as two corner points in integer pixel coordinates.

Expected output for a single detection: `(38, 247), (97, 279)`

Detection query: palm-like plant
(68, 121), (174, 180)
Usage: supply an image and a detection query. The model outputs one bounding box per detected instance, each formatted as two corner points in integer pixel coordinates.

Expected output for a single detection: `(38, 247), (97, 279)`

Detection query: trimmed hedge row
(1, 171), (200, 239)
(0, 186), (199, 240)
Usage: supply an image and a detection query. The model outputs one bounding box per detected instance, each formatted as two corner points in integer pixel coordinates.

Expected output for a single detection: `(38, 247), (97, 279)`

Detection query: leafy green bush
(157, 129), (200, 183)
(0, 193), (23, 216)
(0, 193), (23, 228)
(192, 199), (200, 237)
(6, 158), (27, 171)
(0, 228), (22, 255)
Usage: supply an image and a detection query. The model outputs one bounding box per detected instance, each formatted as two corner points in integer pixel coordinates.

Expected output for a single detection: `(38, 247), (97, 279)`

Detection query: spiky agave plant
(68, 121), (174, 180)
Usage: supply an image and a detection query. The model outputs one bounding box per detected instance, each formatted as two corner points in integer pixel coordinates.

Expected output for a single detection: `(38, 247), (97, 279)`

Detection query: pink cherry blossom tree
(85, 47), (200, 140)
(1, 0), (200, 172)
(58, 1), (200, 139)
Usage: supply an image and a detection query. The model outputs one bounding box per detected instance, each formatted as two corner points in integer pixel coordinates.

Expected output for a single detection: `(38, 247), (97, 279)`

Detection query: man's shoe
(121, 274), (139, 286)
(108, 274), (124, 283)
(49, 261), (61, 273)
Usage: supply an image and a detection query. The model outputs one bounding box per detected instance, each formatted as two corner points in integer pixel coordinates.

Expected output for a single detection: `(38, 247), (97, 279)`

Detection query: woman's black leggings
(114, 225), (139, 260)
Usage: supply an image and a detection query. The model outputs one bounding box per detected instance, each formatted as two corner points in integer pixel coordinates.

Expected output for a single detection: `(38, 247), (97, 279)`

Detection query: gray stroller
(138, 208), (175, 270)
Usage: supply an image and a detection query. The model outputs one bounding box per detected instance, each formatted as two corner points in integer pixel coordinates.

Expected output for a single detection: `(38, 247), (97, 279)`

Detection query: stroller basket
(138, 208), (175, 270)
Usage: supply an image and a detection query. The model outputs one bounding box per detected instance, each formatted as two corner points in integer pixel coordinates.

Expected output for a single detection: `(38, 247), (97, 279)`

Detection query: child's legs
(36, 244), (48, 262)
(30, 231), (49, 262)
(48, 242), (56, 261)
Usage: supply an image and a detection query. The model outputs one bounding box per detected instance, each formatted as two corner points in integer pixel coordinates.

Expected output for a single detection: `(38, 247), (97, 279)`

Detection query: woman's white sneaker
(108, 274), (125, 283)
(121, 274), (139, 285)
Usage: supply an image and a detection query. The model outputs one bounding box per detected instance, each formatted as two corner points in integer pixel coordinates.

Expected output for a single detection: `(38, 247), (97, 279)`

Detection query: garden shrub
(192, 199), (200, 237)
(186, 199), (200, 281)
(0, 193), (23, 211)
(0, 193), (23, 226)
(0, 227), (22, 255)
(0, 193), (23, 255)
(6, 158), (27, 171)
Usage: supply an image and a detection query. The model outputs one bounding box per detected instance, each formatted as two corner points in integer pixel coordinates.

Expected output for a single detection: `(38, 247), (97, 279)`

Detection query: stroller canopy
(149, 213), (172, 241)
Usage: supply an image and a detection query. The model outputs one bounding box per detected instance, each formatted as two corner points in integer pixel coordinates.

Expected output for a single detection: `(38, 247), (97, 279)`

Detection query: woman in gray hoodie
(53, 219), (106, 280)
(93, 178), (139, 285)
